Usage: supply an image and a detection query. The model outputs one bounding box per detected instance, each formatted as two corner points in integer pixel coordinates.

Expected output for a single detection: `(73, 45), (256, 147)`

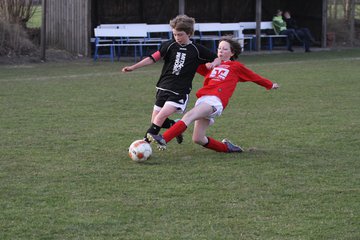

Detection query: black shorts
(154, 89), (189, 112)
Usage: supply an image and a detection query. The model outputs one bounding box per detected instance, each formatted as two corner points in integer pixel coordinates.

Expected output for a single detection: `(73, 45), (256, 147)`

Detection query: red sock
(163, 120), (187, 143)
(203, 137), (228, 152)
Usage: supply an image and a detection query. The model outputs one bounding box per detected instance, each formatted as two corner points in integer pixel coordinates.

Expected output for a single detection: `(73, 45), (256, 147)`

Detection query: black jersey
(150, 40), (217, 94)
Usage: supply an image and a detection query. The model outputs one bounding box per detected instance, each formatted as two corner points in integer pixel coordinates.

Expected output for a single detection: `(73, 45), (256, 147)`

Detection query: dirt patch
(0, 48), (86, 65)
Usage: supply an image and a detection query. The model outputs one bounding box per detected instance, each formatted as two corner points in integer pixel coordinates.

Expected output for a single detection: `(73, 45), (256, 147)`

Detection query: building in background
(44, 0), (358, 57)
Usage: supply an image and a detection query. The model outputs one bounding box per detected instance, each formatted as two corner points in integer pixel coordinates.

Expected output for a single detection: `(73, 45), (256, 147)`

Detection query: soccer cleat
(222, 139), (244, 153)
(147, 133), (167, 150)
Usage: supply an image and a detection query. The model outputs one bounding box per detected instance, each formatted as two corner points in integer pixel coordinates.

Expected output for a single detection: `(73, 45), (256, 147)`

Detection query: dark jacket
(283, 17), (298, 29)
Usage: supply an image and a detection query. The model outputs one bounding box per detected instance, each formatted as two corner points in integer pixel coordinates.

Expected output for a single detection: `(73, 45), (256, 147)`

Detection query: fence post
(322, 0), (328, 48)
(179, 0), (185, 15)
(349, 0), (355, 47)
(40, 0), (46, 61)
(255, 0), (261, 52)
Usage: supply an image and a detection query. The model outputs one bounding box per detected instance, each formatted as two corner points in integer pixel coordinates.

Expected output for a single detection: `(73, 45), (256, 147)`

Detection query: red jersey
(196, 61), (273, 109)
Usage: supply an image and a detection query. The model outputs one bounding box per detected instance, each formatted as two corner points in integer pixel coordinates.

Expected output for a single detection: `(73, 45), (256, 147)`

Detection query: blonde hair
(169, 15), (195, 36)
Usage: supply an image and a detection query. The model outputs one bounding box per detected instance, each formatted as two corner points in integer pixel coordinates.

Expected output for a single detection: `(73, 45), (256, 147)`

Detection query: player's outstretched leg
(222, 139), (244, 153)
(202, 137), (243, 153)
(147, 133), (167, 150)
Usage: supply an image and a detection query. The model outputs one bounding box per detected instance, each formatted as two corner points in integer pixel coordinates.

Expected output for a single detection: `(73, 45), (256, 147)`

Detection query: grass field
(27, 6), (41, 28)
(1, 49), (359, 239)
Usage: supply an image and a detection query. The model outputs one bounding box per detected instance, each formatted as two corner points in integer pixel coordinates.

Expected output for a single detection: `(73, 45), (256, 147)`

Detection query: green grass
(27, 6), (41, 28)
(1, 49), (360, 239)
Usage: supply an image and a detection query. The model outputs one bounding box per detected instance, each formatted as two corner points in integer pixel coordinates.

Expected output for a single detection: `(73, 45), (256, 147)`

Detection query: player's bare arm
(122, 57), (155, 72)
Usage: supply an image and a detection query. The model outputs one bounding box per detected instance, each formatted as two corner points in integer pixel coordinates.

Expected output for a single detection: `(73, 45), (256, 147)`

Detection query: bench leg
(94, 46), (98, 61)
(139, 45), (144, 60)
(117, 46), (121, 61)
(287, 38), (290, 49)
(134, 46), (138, 62)
(116, 44), (122, 61)
(251, 37), (254, 50)
(94, 38), (99, 61)
(110, 45), (114, 62)
(247, 38), (252, 51)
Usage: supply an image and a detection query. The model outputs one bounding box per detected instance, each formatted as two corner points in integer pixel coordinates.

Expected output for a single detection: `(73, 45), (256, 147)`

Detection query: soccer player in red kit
(148, 37), (279, 153)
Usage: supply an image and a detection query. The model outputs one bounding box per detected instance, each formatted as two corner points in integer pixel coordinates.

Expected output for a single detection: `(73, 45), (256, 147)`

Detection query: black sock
(161, 118), (175, 129)
(144, 123), (161, 140)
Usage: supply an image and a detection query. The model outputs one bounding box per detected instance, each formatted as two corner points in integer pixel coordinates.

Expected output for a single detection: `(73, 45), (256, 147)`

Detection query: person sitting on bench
(272, 9), (297, 52)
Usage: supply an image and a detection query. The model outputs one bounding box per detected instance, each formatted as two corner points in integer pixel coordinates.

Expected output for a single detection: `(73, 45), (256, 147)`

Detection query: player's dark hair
(219, 37), (242, 60)
(169, 15), (195, 36)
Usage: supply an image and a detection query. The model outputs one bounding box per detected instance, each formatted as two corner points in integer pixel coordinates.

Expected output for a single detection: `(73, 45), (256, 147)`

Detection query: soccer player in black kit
(122, 15), (220, 143)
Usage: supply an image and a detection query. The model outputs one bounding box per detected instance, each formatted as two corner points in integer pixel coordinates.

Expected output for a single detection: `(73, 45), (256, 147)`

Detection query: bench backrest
(194, 22), (247, 39)
(96, 23), (171, 39)
(197, 23), (222, 32)
(239, 22), (257, 29)
(219, 23), (243, 38)
(98, 23), (147, 29)
(94, 22), (275, 39)
(94, 27), (147, 38)
(260, 21), (273, 30)
(239, 21), (274, 30)
(219, 23), (241, 31)
(147, 24), (172, 39)
(146, 24), (171, 33)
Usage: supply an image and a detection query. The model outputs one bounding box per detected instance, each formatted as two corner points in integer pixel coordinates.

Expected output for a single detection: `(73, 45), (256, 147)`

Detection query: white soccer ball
(128, 139), (152, 162)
